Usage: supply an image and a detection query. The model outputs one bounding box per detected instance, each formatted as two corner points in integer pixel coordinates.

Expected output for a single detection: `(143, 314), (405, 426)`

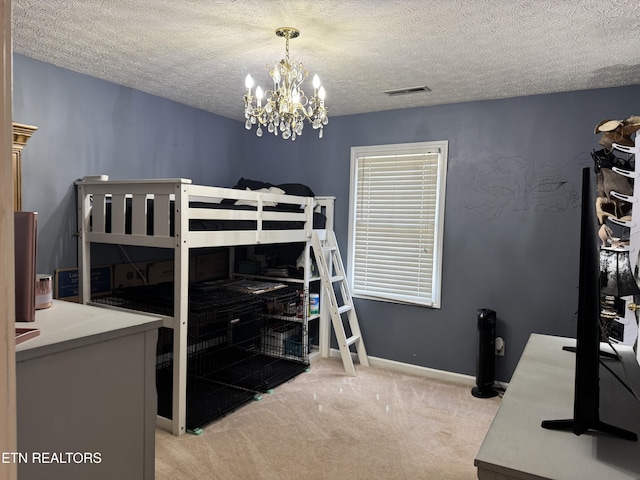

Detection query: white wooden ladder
(311, 230), (369, 376)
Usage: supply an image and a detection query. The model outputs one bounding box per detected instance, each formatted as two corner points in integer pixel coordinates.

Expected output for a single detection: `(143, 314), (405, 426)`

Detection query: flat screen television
(541, 167), (637, 441)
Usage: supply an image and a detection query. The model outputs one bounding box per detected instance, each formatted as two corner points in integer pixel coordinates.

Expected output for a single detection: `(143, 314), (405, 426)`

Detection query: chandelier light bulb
(244, 74), (254, 94)
(256, 85), (264, 107)
(243, 27), (328, 141)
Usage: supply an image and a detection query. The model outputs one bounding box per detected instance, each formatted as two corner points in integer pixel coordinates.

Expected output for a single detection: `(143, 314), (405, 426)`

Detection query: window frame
(347, 140), (448, 308)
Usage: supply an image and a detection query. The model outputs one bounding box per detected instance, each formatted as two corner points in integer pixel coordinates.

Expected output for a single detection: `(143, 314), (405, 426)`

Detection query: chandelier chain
(285, 34), (290, 62)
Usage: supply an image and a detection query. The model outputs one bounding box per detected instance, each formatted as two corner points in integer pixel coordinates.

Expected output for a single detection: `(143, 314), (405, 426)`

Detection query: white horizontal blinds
(352, 150), (441, 306)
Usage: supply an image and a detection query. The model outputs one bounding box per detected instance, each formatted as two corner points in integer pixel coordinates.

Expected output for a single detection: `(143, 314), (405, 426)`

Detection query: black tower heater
(472, 308), (498, 398)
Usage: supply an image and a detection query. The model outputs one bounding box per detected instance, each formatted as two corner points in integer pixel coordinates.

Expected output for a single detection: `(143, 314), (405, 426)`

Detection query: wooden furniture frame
(12, 122), (37, 211)
(1, 3), (17, 479)
(75, 176), (334, 436)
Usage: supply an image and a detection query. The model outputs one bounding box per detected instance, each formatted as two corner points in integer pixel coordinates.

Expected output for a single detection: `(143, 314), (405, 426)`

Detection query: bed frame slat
(111, 194), (126, 235)
(131, 194), (147, 236)
(92, 193), (106, 234)
(154, 194), (171, 237)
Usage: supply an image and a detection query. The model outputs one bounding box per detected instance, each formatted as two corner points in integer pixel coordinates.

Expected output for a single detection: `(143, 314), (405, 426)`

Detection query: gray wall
(14, 53), (640, 381)
(238, 85), (640, 381)
(13, 54), (243, 273)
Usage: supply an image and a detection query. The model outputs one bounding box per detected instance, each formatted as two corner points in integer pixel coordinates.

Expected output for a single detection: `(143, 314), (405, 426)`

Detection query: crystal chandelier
(243, 27), (328, 141)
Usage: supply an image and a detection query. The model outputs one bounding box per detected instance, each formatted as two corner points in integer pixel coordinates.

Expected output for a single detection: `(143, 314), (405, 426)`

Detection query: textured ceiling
(11, 0), (640, 121)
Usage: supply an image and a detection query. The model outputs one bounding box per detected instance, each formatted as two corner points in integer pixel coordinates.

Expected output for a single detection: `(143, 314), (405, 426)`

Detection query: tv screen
(541, 167), (637, 441)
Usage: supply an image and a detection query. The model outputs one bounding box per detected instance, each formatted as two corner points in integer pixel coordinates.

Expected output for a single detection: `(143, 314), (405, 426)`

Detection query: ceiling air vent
(383, 85), (432, 97)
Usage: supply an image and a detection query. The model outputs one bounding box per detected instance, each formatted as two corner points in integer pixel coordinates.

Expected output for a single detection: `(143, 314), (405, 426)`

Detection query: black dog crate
(160, 286), (265, 429)
(93, 282), (177, 315)
(96, 282), (309, 430)
(213, 284), (310, 391)
(156, 327), (258, 431)
(188, 287), (270, 393)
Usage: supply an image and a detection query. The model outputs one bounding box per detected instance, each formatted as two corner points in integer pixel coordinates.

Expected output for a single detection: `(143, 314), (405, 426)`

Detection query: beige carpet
(155, 357), (501, 480)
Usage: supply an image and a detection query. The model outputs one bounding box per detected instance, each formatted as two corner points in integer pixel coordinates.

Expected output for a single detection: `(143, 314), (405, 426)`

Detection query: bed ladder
(311, 230), (369, 376)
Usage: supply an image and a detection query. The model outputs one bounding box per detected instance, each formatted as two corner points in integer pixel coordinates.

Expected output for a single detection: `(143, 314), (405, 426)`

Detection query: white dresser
(15, 300), (161, 480)
(475, 333), (640, 480)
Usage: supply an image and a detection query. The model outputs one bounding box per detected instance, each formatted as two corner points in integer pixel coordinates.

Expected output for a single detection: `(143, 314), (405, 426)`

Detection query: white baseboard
(316, 348), (477, 387)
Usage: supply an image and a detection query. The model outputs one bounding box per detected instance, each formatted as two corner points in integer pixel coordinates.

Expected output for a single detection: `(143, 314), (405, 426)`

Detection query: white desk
(15, 300), (162, 480)
(475, 333), (640, 480)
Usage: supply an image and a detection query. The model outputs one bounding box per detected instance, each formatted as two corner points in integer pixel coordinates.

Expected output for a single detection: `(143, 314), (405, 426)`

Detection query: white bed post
(172, 181), (190, 436)
(76, 183), (92, 303)
(315, 197), (335, 359)
(303, 241), (311, 358)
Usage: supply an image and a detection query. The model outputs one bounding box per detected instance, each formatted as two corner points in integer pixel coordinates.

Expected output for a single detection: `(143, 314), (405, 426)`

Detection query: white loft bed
(75, 176), (334, 436)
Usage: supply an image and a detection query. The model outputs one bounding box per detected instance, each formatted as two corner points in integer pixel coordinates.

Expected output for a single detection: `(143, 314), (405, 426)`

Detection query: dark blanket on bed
(103, 198), (326, 235)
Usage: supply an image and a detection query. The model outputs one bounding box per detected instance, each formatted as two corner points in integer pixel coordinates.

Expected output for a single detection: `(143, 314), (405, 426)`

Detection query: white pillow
(235, 187), (285, 207)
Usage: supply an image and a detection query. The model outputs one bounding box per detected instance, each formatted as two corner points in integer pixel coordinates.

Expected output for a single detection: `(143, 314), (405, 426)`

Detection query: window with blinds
(347, 141), (448, 308)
